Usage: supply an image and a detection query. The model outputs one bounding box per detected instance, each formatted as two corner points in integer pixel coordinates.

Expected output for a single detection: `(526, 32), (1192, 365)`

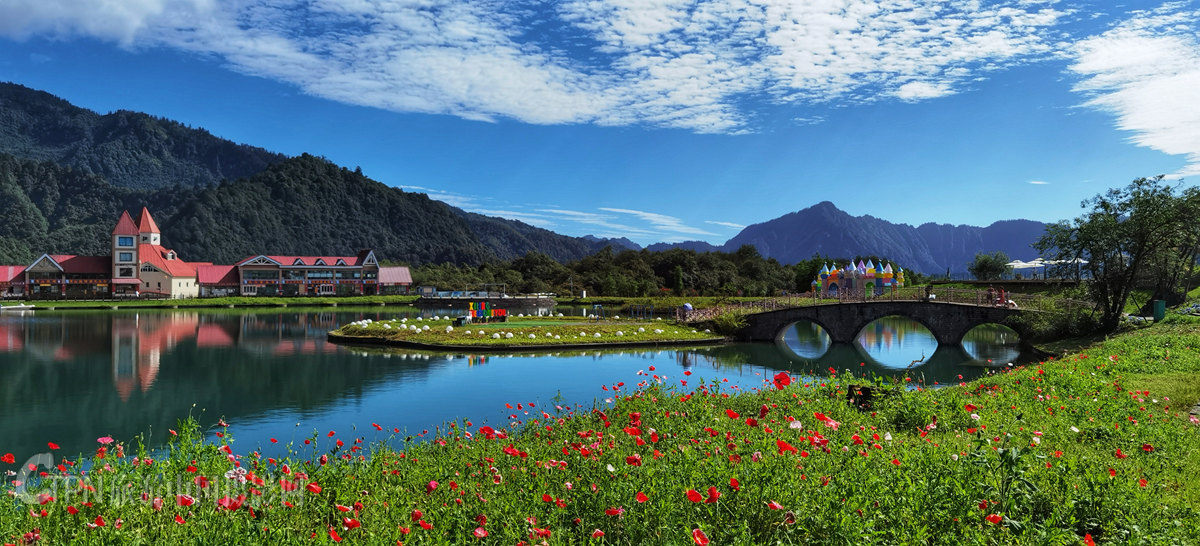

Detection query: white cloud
(1068, 5), (1200, 177)
(704, 220), (745, 229)
(1028, 180), (1050, 185)
(0, 0), (1070, 133)
(599, 207), (716, 236)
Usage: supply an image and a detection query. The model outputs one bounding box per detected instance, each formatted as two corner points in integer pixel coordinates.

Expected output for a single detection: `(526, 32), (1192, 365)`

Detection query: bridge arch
(737, 301), (1030, 348)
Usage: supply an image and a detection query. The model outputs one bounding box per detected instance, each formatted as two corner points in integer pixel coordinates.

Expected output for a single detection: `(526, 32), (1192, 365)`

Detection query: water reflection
(777, 317), (1033, 384)
(0, 308), (1033, 468)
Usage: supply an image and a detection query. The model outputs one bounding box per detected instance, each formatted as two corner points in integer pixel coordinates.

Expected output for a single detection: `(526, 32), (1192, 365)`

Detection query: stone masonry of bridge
(737, 301), (1030, 346)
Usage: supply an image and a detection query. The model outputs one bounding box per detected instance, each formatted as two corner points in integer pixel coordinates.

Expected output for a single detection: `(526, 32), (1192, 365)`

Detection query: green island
(328, 316), (724, 350)
(4, 312), (1199, 544)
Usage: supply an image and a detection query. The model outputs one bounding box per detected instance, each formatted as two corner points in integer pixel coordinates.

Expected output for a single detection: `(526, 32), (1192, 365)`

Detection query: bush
(710, 311), (748, 336)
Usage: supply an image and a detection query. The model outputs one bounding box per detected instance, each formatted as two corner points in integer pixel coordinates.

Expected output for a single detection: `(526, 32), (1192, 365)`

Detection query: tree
(1035, 176), (1195, 330)
(967, 251), (1011, 280)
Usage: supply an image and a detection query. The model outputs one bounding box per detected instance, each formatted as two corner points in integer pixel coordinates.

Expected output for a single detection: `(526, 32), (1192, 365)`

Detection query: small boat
(0, 303), (35, 312)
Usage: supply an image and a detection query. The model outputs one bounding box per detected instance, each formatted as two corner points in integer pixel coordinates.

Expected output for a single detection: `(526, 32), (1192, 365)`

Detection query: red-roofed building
(233, 250), (390, 295)
(0, 265), (25, 298)
(197, 265), (239, 297)
(378, 266), (413, 294)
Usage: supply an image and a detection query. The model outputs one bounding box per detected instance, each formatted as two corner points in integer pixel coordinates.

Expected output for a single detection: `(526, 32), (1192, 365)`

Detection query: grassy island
(328, 315), (724, 350)
(4, 318), (1200, 544)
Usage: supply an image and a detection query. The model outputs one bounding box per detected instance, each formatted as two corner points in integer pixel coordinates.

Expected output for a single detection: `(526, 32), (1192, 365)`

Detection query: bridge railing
(677, 286), (1097, 322)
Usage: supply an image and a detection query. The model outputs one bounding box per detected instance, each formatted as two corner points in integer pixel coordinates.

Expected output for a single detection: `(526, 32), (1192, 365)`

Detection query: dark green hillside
(0, 82), (284, 189)
(164, 155), (495, 264)
(0, 153), (193, 263)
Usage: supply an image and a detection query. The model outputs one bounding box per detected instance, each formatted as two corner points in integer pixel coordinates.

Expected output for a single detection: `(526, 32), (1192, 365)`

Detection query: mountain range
(0, 82), (1045, 272)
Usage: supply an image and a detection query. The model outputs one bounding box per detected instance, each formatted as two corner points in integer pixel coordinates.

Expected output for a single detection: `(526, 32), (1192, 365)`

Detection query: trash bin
(1152, 300), (1166, 322)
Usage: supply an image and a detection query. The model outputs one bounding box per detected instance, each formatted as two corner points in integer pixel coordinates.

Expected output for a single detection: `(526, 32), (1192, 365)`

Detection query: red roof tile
(51, 255), (110, 275)
(137, 207), (161, 234)
(0, 265), (25, 283)
(112, 211), (139, 236)
(138, 244), (195, 277)
(197, 264), (238, 285)
(378, 266), (412, 284)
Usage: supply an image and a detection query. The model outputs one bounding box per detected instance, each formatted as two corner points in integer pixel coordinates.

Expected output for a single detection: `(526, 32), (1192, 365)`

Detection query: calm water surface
(0, 308), (1028, 464)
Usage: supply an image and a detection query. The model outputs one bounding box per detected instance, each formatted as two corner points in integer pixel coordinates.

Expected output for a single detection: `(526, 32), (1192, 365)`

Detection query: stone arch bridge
(736, 301), (1031, 346)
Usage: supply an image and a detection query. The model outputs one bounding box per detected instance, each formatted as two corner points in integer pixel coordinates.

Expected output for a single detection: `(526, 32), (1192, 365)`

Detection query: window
(293, 259), (305, 265)
(142, 236), (149, 242)
(335, 259), (346, 266)
(117, 252), (133, 262)
(141, 264), (159, 273)
(314, 259), (327, 266)
(167, 252), (175, 260)
(118, 267), (134, 277)
(117, 236), (134, 247)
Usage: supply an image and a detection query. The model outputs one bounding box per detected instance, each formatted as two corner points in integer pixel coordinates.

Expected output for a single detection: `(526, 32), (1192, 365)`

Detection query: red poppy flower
(777, 439), (798, 455)
(177, 495), (195, 507)
(174, 515), (186, 525)
(964, 404), (977, 412)
(985, 514), (1002, 525)
(329, 527), (342, 542)
(426, 480), (439, 493)
(473, 527), (487, 538)
(47, 442), (59, 450)
(692, 528), (710, 545)
(759, 404), (770, 418)
(1108, 468), (1116, 477)
(725, 409), (740, 419)
(773, 372), (791, 390)
(419, 519), (433, 530)
(891, 459), (901, 466)
(636, 491), (649, 503)
(729, 478), (740, 491)
(686, 489), (703, 503)
(1141, 444), (1154, 452)
(1115, 449), (1128, 459)
(745, 418), (758, 427)
(1138, 478), (1148, 488)
(343, 518), (361, 529)
(626, 453), (643, 466)
(1, 453), (13, 464)
(705, 486), (720, 503)
(605, 507), (624, 516)
(767, 500), (783, 510)
(592, 529), (605, 538)
(411, 509), (423, 521)
(1084, 534), (1095, 546)
(306, 483), (322, 494)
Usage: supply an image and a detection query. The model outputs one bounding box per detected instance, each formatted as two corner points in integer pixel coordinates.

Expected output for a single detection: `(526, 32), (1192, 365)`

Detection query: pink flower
(97, 436), (114, 445)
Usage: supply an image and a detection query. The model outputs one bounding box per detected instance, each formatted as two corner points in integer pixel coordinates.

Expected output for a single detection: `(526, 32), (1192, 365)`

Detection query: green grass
(4, 322), (1200, 544)
(22, 295), (419, 308)
(331, 316), (718, 347)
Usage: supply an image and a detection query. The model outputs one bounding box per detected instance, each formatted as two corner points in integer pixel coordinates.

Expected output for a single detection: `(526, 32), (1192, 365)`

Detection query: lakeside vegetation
(3, 319), (1198, 543)
(17, 295), (420, 309)
(331, 316), (720, 348)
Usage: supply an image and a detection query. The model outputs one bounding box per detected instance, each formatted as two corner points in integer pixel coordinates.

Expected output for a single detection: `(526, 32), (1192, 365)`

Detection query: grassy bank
(3, 324), (1200, 544)
(331, 316), (719, 348)
(16, 295), (419, 309)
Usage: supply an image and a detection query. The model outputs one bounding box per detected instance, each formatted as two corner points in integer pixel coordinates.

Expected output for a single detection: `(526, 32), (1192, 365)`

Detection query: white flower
(422, 325), (430, 331)
(788, 421), (803, 430)
(606, 464), (615, 473)
(594, 333), (601, 338)
(616, 331), (623, 336)
(464, 330), (472, 334)
(1032, 437), (1041, 445)
(884, 432), (892, 441)
(1070, 426), (1080, 433)
(492, 333), (500, 339)
(529, 334), (536, 339)
(554, 335), (560, 339)
(637, 327), (645, 332)
(970, 414), (980, 420)
(951, 454), (959, 461)
(445, 326), (454, 333)
(505, 333), (514, 339)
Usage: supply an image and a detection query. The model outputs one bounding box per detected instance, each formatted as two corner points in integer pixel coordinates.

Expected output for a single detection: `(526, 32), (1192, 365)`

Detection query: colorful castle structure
(811, 260), (905, 298)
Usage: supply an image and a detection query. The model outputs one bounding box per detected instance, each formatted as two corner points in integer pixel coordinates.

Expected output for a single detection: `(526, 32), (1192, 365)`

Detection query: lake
(0, 307), (1028, 465)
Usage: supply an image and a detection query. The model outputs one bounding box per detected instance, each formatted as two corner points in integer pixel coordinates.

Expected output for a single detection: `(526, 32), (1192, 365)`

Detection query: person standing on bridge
(986, 286), (996, 305)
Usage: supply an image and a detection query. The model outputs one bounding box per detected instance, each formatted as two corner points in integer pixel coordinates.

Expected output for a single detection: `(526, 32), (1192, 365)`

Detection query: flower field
(3, 324), (1200, 544)
(331, 316), (721, 348)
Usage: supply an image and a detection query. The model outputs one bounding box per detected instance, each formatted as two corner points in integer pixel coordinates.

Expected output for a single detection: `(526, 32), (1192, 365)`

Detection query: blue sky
(0, 1), (1197, 246)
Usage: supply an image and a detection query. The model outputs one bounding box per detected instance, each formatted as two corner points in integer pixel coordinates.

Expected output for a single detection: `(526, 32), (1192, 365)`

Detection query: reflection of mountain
(0, 308), (447, 464)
